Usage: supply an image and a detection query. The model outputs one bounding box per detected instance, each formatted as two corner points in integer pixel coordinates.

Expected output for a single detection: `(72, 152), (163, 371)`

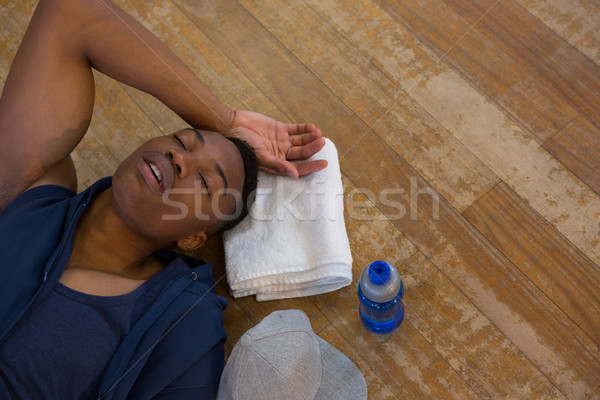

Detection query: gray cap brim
(315, 336), (367, 400)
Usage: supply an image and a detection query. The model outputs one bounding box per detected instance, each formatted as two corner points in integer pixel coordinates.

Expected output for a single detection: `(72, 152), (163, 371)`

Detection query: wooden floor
(1, 0), (600, 398)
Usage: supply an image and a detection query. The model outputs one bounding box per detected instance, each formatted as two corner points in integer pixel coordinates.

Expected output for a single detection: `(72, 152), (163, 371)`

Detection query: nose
(167, 149), (189, 178)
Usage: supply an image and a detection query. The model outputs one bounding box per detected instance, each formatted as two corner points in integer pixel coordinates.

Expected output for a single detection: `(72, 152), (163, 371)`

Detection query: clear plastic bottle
(358, 261), (404, 334)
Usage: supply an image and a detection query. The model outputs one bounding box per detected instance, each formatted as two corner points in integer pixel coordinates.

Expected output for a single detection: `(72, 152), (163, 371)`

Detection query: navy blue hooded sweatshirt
(0, 178), (228, 399)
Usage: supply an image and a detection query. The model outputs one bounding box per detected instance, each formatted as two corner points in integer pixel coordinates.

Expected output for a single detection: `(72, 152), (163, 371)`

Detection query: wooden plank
(399, 252), (566, 399)
(407, 63), (600, 265)
(235, 0), (397, 127)
(0, 1), (36, 39)
(342, 133), (600, 398)
(463, 182), (600, 345)
(174, 0), (600, 396)
(317, 324), (403, 400)
(370, 0), (578, 143)
(326, 184), (566, 399)
(172, 1), (497, 397)
(70, 126), (121, 191)
(303, 0), (454, 94)
(238, 0), (499, 213)
(87, 72), (163, 158)
(308, 0), (600, 265)
(0, 18), (19, 89)
(515, 0), (600, 67)
(312, 281), (481, 399)
(341, 175), (417, 270)
(115, 0), (289, 135)
(172, 0), (369, 156)
(544, 116), (600, 195)
(442, 0), (600, 130)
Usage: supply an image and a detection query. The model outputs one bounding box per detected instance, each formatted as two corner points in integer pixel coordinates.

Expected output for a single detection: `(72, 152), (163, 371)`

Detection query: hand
(227, 110), (328, 178)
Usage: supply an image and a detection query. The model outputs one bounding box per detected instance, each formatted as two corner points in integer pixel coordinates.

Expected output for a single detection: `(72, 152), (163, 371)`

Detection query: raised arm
(0, 0), (327, 211)
(0, 0), (236, 210)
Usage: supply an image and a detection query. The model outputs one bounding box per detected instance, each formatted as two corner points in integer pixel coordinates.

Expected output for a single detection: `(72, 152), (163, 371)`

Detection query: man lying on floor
(0, 0), (326, 398)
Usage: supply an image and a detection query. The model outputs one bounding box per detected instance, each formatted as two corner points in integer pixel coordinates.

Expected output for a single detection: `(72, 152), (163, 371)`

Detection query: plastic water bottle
(358, 261), (404, 334)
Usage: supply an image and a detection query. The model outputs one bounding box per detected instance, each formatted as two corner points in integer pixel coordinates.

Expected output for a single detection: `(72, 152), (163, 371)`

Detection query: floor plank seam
(541, 113), (580, 145)
(299, 0), (514, 189)
(450, 0), (600, 130)
(460, 180), (503, 216)
(460, 184), (600, 347)
(377, 1), (575, 146)
(310, 298), (411, 400)
(416, 247), (571, 399)
(168, 0), (296, 124)
(541, 146), (600, 200)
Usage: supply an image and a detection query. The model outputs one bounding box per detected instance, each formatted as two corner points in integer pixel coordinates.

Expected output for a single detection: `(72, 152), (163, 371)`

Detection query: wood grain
(341, 175), (417, 271)
(238, 0), (499, 213)
(515, 0), (600, 66)
(342, 133), (600, 398)
(0, 1), (36, 38)
(464, 182), (600, 345)
(544, 115), (600, 195)
(312, 282), (482, 399)
(409, 65), (600, 265)
(115, 0), (289, 134)
(399, 252), (566, 399)
(442, 0), (600, 130)
(0, 18), (18, 89)
(175, 0), (600, 396)
(323, 183), (567, 399)
(2, 0), (600, 397)
(318, 325), (398, 400)
(308, 0), (600, 266)
(371, 0), (578, 143)
(312, 179), (482, 398)
(173, 0), (367, 156)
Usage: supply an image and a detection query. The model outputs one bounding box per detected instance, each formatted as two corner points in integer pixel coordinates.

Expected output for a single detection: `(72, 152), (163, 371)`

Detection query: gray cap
(217, 309), (367, 400)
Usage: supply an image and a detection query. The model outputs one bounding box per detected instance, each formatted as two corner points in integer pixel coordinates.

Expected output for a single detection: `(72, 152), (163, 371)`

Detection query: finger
(258, 153), (299, 178)
(289, 129), (322, 147)
(287, 137), (326, 161)
(295, 160), (328, 177)
(286, 123), (317, 135)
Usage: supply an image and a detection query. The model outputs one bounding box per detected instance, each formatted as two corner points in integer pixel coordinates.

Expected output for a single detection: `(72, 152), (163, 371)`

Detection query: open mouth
(138, 153), (173, 194)
(148, 161), (163, 187)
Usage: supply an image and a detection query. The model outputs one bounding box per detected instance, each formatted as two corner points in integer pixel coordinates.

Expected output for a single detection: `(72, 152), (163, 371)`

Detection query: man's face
(112, 129), (245, 246)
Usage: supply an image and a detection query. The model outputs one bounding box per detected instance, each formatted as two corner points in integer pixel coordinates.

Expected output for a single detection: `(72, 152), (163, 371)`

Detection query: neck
(67, 188), (165, 279)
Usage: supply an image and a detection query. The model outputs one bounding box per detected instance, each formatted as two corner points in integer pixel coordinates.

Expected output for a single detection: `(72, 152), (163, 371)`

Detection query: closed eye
(199, 174), (211, 196)
(173, 134), (186, 151)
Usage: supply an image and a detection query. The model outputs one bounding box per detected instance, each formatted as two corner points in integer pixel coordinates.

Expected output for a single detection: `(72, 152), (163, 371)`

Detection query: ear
(177, 230), (207, 251)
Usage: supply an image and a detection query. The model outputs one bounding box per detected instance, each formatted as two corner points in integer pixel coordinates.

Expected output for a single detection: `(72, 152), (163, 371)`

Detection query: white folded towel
(223, 138), (353, 301)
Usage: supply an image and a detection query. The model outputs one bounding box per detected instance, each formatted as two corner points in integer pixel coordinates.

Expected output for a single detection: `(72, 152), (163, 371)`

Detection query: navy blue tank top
(0, 260), (189, 399)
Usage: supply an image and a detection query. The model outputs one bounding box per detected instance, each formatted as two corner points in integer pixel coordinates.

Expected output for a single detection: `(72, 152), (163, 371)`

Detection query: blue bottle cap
(368, 261), (390, 285)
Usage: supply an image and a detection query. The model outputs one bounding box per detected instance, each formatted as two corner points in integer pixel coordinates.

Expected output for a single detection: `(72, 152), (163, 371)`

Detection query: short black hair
(210, 137), (258, 236)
